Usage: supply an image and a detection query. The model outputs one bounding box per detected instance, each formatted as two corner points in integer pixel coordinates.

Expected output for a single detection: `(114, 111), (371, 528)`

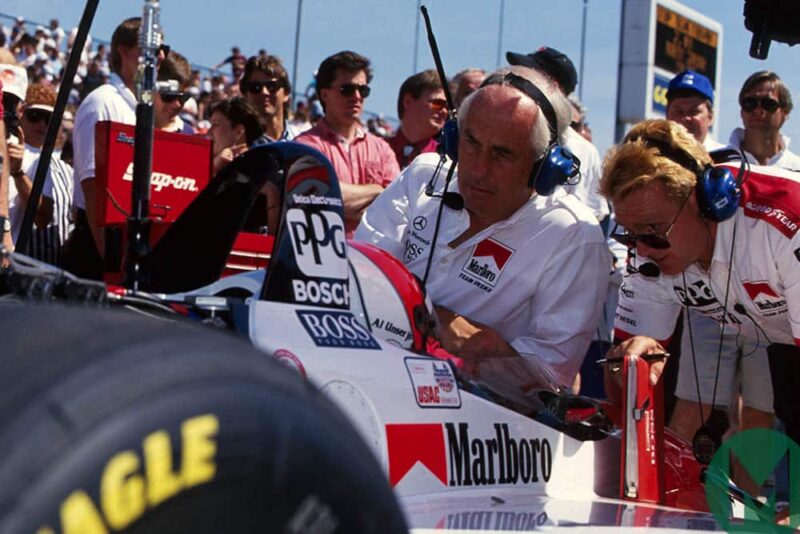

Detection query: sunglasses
(243, 80), (284, 95)
(159, 92), (191, 105)
(610, 195), (689, 250)
(337, 83), (371, 98)
(428, 97), (448, 111)
(741, 96), (780, 113)
(23, 108), (52, 124)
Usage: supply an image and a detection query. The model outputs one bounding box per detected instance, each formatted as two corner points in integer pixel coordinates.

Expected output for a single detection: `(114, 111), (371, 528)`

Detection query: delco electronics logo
(386, 422), (553, 488)
(122, 162), (199, 193)
(286, 208), (347, 279)
(296, 310), (380, 349)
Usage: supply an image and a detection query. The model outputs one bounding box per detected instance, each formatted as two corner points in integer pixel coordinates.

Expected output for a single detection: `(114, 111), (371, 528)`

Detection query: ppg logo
(286, 208), (347, 279)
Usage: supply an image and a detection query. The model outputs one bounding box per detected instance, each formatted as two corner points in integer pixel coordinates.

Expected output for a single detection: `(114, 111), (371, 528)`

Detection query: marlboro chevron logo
(460, 238), (514, 289)
(386, 422), (553, 488)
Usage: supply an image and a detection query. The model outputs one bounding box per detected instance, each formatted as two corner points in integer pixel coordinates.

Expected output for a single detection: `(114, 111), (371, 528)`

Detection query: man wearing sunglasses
(6, 83), (74, 266)
(602, 118), (800, 457)
(154, 50), (194, 135)
(386, 69), (447, 169)
(296, 51), (399, 236)
(729, 70), (800, 170)
(239, 54), (300, 144)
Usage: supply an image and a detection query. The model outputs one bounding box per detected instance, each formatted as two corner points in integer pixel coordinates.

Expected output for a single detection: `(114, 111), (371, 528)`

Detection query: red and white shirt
(615, 164), (800, 346)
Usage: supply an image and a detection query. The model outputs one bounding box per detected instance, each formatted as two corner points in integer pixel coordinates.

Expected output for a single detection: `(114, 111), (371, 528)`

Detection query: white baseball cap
(0, 64), (29, 101)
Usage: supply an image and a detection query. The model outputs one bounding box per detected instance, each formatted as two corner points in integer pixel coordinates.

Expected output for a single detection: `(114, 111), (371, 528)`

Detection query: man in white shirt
(728, 70), (800, 170)
(64, 17), (140, 279)
(506, 46), (609, 224)
(356, 66), (610, 390)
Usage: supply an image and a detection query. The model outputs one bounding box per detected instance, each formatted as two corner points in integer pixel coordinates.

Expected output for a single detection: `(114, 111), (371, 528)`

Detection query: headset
(630, 137), (745, 222)
(436, 71), (581, 196)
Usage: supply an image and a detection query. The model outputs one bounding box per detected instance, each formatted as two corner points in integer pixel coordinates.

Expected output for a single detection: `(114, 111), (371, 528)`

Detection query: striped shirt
(24, 147), (74, 266)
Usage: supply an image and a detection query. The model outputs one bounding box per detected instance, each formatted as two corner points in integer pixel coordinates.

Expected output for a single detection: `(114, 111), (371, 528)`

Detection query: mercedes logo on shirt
(413, 216), (428, 231)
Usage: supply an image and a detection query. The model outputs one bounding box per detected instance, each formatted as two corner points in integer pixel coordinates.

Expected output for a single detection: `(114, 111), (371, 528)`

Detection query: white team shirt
(561, 128), (610, 221)
(615, 164), (800, 347)
(72, 72), (137, 209)
(355, 153), (611, 385)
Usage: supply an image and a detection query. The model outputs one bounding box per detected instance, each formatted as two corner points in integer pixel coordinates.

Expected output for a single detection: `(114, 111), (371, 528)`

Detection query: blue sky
(3, 0), (799, 156)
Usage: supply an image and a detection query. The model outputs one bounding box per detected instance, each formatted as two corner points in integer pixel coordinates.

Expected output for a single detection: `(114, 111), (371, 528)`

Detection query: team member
(507, 46), (608, 224)
(356, 66), (610, 389)
(664, 70), (774, 452)
(601, 118), (800, 450)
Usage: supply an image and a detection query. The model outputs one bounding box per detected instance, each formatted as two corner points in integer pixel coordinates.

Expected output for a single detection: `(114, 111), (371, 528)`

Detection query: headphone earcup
(531, 144), (580, 196)
(436, 119), (459, 163)
(695, 166), (741, 222)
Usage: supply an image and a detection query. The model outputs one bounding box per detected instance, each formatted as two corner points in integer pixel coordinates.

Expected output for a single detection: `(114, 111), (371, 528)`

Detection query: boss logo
(297, 310), (380, 349)
(286, 208), (347, 279)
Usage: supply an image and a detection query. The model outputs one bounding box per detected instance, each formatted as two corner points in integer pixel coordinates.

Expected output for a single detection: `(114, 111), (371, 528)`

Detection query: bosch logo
(292, 279), (350, 306)
(286, 208), (347, 279)
(413, 216), (428, 231)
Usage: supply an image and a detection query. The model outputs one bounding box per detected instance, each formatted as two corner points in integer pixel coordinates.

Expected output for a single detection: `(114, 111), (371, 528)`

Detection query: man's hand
(604, 335), (668, 405)
(435, 306), (516, 361)
(212, 143), (248, 175)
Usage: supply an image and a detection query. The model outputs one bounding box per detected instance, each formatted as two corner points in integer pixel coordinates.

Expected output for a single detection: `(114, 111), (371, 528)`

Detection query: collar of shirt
(435, 168), (542, 250)
(109, 72), (138, 110)
(388, 129), (438, 167)
(315, 118), (367, 146)
(729, 127), (794, 165)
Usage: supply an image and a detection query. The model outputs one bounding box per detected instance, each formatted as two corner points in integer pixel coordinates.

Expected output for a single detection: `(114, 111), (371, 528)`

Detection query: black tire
(0, 304), (407, 533)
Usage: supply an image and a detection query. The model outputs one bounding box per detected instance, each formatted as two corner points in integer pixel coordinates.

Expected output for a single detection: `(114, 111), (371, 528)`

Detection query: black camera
(2, 93), (21, 140)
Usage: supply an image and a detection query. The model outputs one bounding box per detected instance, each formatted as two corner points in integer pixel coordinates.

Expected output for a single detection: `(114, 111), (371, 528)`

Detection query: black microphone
(638, 262), (661, 278)
(425, 168), (464, 210)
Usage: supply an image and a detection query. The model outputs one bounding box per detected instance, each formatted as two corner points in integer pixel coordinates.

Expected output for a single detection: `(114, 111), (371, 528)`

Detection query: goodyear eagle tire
(0, 304), (407, 533)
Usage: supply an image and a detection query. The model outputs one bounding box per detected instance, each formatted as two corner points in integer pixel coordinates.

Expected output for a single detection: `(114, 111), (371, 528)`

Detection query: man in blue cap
(665, 70), (725, 151)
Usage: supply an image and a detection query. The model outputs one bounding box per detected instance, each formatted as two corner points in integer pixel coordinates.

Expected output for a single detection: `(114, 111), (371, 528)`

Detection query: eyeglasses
(159, 92), (191, 105)
(428, 97), (447, 111)
(23, 108), (52, 124)
(337, 83), (371, 98)
(611, 195), (689, 250)
(741, 96), (780, 113)
(243, 80), (284, 95)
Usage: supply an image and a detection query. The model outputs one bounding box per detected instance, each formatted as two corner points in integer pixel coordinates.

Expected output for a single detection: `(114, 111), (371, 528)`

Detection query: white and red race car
(3, 141), (768, 532)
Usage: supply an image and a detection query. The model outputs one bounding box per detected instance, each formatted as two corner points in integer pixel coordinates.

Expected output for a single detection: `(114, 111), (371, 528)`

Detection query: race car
(2, 140), (769, 533)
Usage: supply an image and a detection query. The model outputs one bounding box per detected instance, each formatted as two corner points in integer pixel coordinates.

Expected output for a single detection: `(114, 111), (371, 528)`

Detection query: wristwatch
(0, 215), (10, 243)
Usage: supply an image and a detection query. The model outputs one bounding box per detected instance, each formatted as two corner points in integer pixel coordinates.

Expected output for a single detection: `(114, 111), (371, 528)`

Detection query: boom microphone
(424, 184), (464, 211)
(638, 262), (661, 278)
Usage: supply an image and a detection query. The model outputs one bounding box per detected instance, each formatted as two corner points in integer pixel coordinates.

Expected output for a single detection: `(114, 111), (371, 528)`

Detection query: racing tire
(0, 304), (407, 533)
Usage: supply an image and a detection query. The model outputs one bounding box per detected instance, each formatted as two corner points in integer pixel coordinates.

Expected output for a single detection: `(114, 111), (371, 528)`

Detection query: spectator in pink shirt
(296, 50), (400, 235)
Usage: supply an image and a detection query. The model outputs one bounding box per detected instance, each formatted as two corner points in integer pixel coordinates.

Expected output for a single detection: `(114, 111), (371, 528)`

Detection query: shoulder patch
(741, 166), (800, 238)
